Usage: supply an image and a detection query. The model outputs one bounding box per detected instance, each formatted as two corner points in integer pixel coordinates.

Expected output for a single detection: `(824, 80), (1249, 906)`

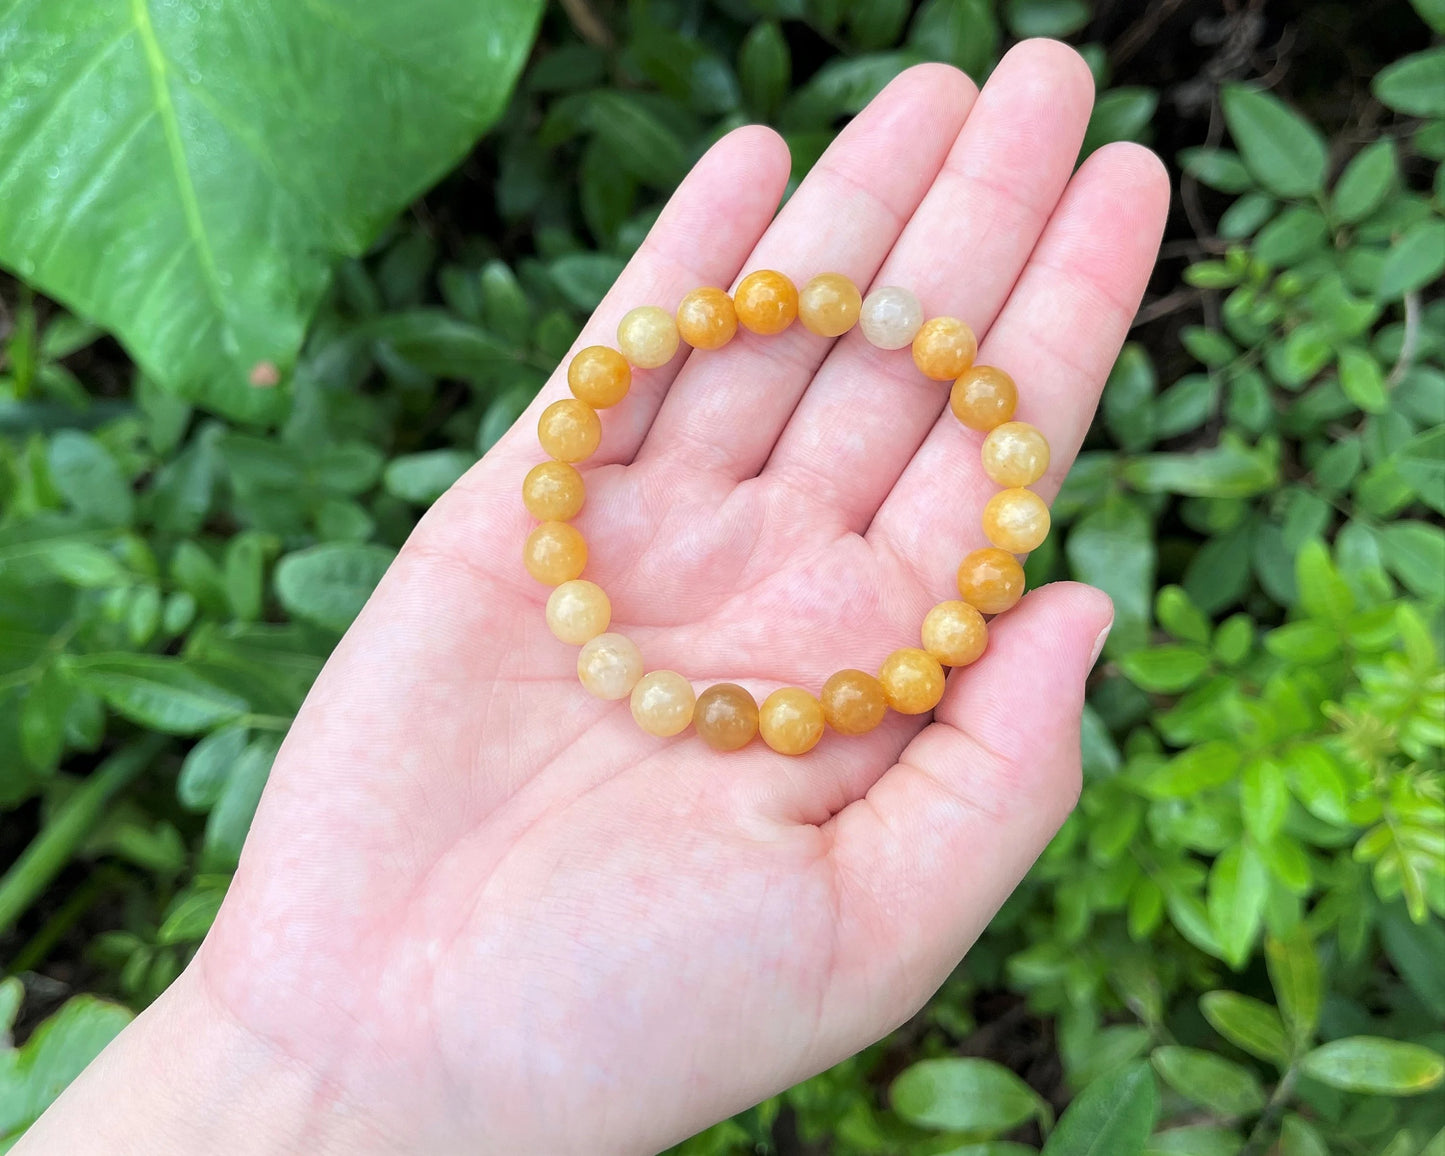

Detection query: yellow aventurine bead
(912, 317), (977, 380)
(567, 346), (631, 408)
(798, 273), (862, 337)
(950, 365), (1018, 431)
(879, 648), (946, 714)
(759, 688), (825, 756)
(921, 601), (988, 667)
(617, 306), (680, 368)
(956, 548), (1026, 615)
(694, 683), (760, 751)
(983, 488), (1051, 554)
(524, 521), (588, 585)
(577, 632), (644, 700)
(820, 670), (888, 735)
(734, 270), (798, 335)
(522, 460), (585, 521)
(545, 579), (611, 644)
(676, 287), (738, 350)
(538, 398), (602, 463)
(630, 670), (697, 737)
(981, 422), (1051, 487)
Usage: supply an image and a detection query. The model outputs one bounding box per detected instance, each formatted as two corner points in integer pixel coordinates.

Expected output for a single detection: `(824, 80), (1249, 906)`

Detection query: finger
(869, 141), (1170, 582)
(638, 63), (977, 481)
(486, 125), (791, 471)
(764, 39), (1096, 532)
(821, 582), (1111, 1023)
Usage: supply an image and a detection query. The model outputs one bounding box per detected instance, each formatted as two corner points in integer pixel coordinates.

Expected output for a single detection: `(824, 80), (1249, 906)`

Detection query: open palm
(49, 42), (1169, 1156)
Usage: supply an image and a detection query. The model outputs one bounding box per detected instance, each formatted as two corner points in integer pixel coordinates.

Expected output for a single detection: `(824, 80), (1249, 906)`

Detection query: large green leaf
(1220, 86), (1328, 198)
(1043, 1061), (1159, 1156)
(1300, 1038), (1445, 1096)
(0, 0), (543, 417)
(891, 1057), (1050, 1135)
(1066, 493), (1156, 657)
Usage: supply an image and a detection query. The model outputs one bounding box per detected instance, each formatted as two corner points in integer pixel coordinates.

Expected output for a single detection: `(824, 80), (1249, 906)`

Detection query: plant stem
(0, 736), (165, 938)
(1239, 1065), (1299, 1156)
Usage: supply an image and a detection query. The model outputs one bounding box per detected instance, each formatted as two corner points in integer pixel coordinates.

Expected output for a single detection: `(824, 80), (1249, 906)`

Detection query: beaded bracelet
(521, 271), (1050, 756)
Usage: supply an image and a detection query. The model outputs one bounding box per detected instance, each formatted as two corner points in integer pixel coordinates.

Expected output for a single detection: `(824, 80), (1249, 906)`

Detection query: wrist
(15, 966), (402, 1156)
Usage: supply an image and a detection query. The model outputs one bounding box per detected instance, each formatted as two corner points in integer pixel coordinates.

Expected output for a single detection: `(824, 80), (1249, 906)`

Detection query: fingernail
(1088, 619), (1113, 668)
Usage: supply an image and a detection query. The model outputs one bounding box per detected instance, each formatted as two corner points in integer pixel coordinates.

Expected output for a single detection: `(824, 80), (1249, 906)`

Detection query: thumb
(826, 581), (1111, 1021)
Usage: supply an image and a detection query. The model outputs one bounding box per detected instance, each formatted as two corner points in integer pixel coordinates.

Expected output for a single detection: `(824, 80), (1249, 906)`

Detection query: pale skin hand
(19, 42), (1169, 1156)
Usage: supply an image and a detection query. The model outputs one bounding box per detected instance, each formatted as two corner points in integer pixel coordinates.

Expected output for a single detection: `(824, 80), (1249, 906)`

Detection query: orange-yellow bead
(981, 422), (1050, 487)
(734, 270), (798, 336)
(956, 548), (1026, 615)
(798, 273), (862, 337)
(577, 633), (644, 700)
(879, 648), (946, 714)
(694, 683), (759, 751)
(538, 399), (602, 463)
(522, 460), (585, 521)
(545, 579), (611, 644)
(617, 306), (680, 368)
(524, 521), (587, 585)
(921, 601), (988, 667)
(912, 317), (977, 381)
(630, 670), (696, 737)
(820, 670), (887, 735)
(950, 365), (1018, 431)
(983, 488), (1051, 554)
(567, 346), (631, 408)
(676, 287), (738, 350)
(759, 688), (824, 756)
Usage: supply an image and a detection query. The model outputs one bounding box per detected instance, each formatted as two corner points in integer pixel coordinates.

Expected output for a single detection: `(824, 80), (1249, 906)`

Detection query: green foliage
(1, 0), (1443, 1154)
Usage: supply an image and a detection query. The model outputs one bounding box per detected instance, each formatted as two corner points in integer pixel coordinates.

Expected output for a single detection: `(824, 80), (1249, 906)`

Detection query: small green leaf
(1200, 991), (1291, 1066)
(1083, 88), (1158, 156)
(1151, 1046), (1267, 1116)
(20, 664), (74, 775)
(202, 737), (281, 872)
(1219, 192), (1276, 239)
(890, 1058), (1048, 1134)
(1208, 844), (1269, 968)
(1104, 343), (1158, 451)
(157, 886), (225, 946)
(1179, 148), (1254, 193)
(1155, 586), (1211, 645)
(1300, 1037), (1445, 1095)
(69, 655), (248, 736)
(177, 725), (251, 812)
(1043, 1060), (1158, 1156)
(739, 22), (790, 119)
(383, 450), (474, 505)
(1379, 521), (1445, 598)
(1143, 742), (1241, 799)
(1331, 140), (1396, 223)
(1373, 47), (1445, 115)
(1066, 494), (1156, 657)
(1377, 219), (1445, 300)
(1295, 540), (1355, 622)
(1119, 647), (1211, 694)
(1266, 928), (1321, 1048)
(1221, 86), (1328, 198)
(1143, 1124), (1245, 1156)
(1279, 1115), (1330, 1156)
(46, 431), (133, 528)
(274, 543), (396, 634)
(1124, 436), (1280, 498)
(1337, 347), (1387, 413)
(1241, 758), (1288, 843)
(1005, 0), (1090, 37)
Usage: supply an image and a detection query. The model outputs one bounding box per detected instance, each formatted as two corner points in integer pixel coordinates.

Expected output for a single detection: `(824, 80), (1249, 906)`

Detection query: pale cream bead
(577, 633), (644, 700)
(630, 670), (696, 737)
(545, 580), (611, 645)
(981, 422), (1051, 487)
(859, 286), (923, 349)
(617, 306), (680, 369)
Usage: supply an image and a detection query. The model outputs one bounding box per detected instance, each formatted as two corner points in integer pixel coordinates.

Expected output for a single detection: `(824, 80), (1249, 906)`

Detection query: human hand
(21, 40), (1168, 1156)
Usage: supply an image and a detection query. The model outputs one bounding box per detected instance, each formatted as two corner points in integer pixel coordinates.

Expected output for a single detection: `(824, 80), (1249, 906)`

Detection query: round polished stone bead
(798, 273), (862, 337)
(950, 365), (1018, 431)
(734, 270), (798, 336)
(631, 670), (696, 737)
(617, 306), (680, 368)
(983, 488), (1051, 553)
(981, 421), (1050, 487)
(912, 317), (977, 380)
(538, 398), (602, 463)
(859, 286), (923, 349)
(524, 521), (587, 585)
(577, 632), (644, 700)
(879, 648), (946, 714)
(956, 548), (1026, 615)
(820, 669), (887, 735)
(921, 601), (988, 667)
(567, 346), (632, 408)
(694, 683), (759, 751)
(759, 688), (825, 756)
(545, 579), (611, 644)
(676, 287), (738, 351)
(522, 460), (585, 522)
